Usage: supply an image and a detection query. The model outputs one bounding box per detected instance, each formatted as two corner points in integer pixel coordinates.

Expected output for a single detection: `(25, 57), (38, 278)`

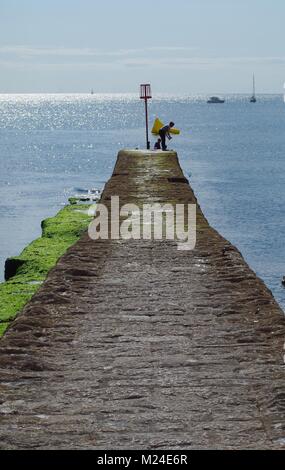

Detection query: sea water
(0, 93), (284, 311)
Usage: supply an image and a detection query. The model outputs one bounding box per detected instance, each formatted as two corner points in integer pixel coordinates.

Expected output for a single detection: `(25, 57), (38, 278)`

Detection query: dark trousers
(159, 130), (167, 151)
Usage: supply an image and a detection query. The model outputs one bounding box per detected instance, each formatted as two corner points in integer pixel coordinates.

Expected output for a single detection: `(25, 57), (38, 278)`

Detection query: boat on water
(250, 74), (257, 103)
(207, 96), (225, 104)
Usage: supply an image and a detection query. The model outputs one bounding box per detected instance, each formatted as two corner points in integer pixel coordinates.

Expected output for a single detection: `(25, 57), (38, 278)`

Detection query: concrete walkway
(0, 150), (284, 449)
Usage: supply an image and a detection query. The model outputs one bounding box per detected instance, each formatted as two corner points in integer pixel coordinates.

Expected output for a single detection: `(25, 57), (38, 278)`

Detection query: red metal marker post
(140, 84), (152, 150)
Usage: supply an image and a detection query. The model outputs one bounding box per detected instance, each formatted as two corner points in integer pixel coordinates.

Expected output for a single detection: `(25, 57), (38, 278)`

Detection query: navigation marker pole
(140, 84), (152, 150)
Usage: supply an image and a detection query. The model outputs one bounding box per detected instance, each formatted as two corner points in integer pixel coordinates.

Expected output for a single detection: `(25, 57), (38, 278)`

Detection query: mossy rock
(0, 203), (93, 337)
(0, 280), (39, 322)
(68, 197), (79, 205)
(0, 323), (9, 337)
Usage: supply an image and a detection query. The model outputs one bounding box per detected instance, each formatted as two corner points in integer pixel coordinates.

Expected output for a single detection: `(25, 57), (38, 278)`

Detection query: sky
(0, 0), (284, 94)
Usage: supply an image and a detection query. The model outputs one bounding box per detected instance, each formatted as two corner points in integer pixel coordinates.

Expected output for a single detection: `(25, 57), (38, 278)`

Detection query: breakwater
(0, 150), (284, 450)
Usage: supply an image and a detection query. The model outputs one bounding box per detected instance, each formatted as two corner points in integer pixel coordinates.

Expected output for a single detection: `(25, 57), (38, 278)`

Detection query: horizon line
(0, 91), (283, 95)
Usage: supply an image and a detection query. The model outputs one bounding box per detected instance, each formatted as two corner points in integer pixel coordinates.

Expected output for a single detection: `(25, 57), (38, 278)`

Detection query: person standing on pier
(159, 122), (175, 151)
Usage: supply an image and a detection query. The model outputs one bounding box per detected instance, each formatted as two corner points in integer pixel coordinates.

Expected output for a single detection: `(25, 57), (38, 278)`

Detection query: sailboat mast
(250, 74), (257, 102)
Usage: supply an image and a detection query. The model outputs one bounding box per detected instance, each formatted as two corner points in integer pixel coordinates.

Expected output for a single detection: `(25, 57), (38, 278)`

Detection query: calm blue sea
(0, 93), (284, 311)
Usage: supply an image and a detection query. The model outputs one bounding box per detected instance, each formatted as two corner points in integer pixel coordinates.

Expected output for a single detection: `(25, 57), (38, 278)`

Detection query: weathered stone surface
(0, 150), (284, 450)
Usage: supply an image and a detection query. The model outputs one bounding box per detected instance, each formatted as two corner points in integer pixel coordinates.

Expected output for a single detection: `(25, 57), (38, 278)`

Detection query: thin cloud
(0, 45), (199, 58)
(0, 45), (285, 70)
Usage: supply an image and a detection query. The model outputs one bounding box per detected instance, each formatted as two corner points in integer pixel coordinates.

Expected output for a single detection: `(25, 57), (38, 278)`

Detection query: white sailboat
(250, 74), (257, 103)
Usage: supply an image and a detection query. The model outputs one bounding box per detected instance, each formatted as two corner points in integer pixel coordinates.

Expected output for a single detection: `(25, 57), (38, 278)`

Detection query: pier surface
(0, 150), (284, 450)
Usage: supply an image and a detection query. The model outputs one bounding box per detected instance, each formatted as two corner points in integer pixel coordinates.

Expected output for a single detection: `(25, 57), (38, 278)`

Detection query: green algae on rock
(0, 203), (93, 337)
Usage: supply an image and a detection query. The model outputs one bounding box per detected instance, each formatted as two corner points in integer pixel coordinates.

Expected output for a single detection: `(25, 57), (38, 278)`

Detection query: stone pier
(0, 150), (284, 450)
